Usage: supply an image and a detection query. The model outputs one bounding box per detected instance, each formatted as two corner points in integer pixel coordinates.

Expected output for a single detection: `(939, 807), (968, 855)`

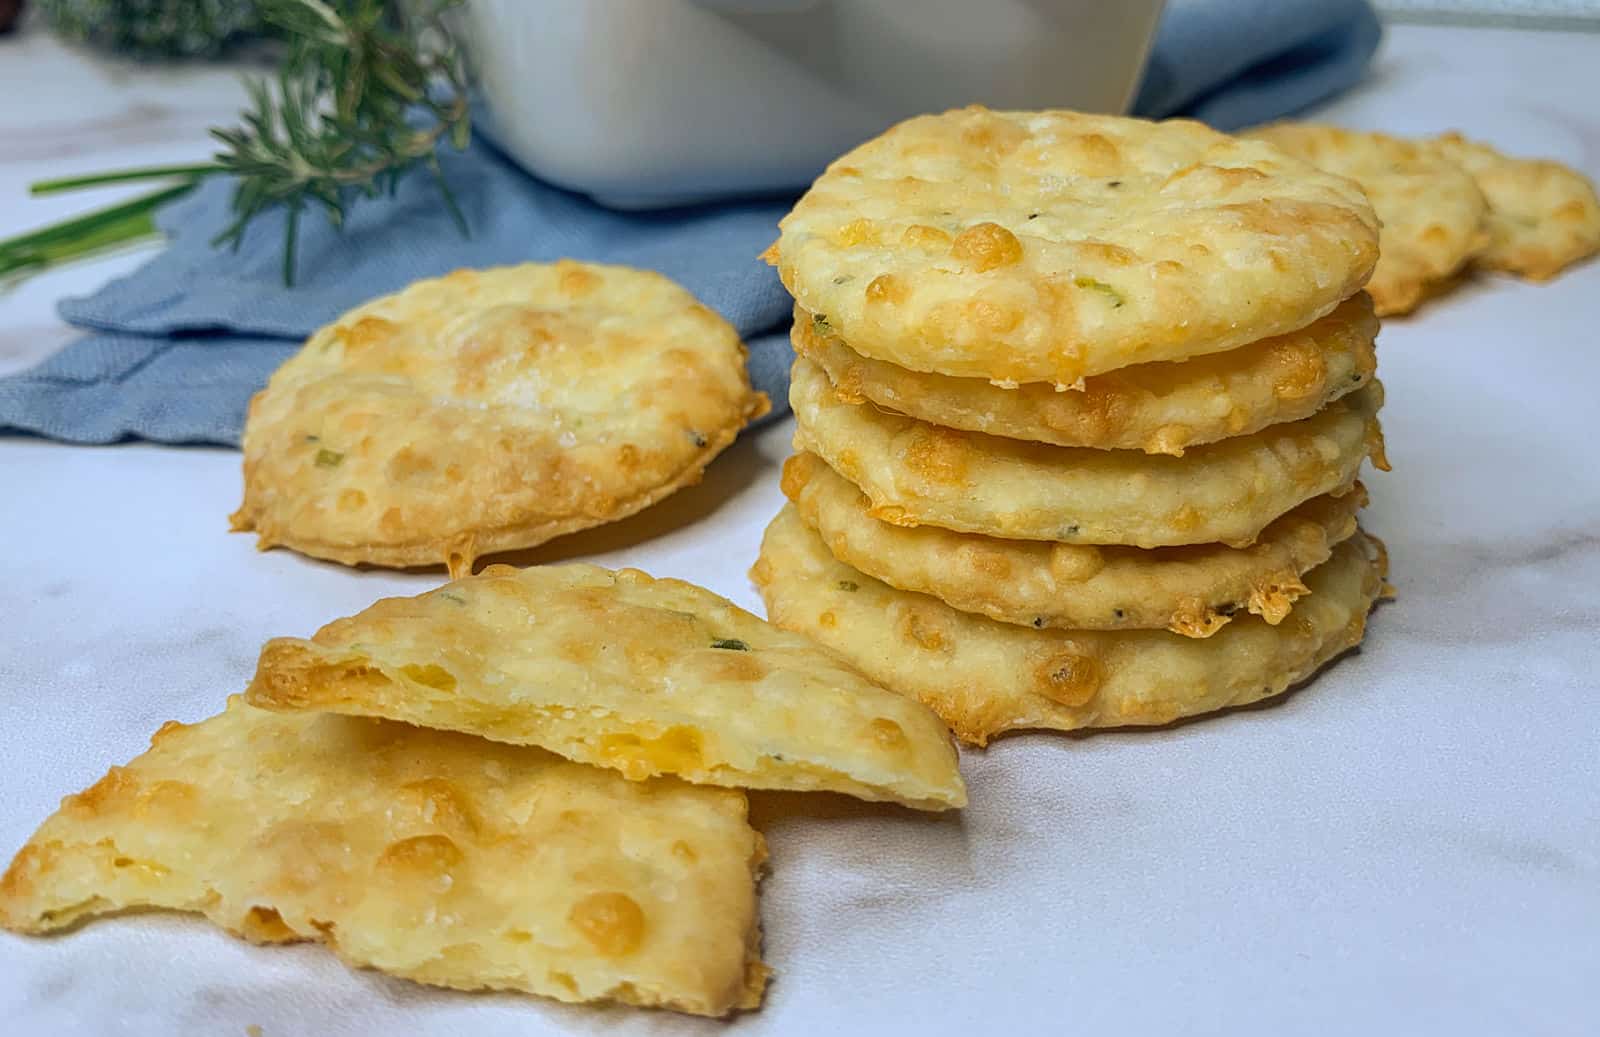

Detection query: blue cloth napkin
(1136, 0), (1383, 131)
(0, 0), (1381, 446)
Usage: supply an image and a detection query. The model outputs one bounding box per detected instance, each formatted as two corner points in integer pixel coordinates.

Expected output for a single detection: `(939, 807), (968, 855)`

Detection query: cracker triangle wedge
(246, 564), (966, 811)
(0, 698), (767, 1017)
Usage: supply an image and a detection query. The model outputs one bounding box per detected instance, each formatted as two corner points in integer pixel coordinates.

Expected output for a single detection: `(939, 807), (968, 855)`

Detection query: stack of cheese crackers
(755, 107), (1393, 745)
(1, 565), (965, 1015)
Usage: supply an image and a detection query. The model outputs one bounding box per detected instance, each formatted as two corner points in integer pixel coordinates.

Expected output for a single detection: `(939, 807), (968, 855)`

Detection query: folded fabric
(1135, 0), (1383, 130)
(4, 138), (798, 445)
(0, 0), (1382, 446)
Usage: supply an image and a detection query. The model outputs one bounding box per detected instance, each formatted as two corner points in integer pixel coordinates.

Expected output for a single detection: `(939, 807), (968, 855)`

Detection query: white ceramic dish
(460, 0), (1166, 208)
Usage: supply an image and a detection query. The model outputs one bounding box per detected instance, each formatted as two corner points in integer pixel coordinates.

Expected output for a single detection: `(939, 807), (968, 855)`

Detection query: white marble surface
(3, 19), (1599, 1037)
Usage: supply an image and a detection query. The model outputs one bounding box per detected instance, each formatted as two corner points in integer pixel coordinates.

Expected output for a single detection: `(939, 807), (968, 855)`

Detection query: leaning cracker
(0, 698), (767, 1017)
(231, 261), (769, 575)
(247, 564), (964, 811)
(774, 106), (1377, 386)
(793, 293), (1378, 454)
(753, 508), (1386, 745)
(1248, 123), (1488, 316)
(791, 357), (1385, 548)
(783, 451), (1365, 637)
(1430, 132), (1600, 281)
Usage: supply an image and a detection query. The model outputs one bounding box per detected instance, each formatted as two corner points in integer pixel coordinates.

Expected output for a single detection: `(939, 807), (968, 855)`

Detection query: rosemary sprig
(32, 165), (221, 195)
(0, 0), (471, 288)
(210, 0), (472, 281)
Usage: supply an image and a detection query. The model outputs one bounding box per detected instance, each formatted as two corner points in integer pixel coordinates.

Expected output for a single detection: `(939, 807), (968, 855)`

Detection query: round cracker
(792, 293), (1378, 455)
(789, 357), (1385, 548)
(1430, 132), (1600, 282)
(231, 261), (769, 573)
(1248, 124), (1488, 316)
(752, 506), (1387, 744)
(782, 451), (1366, 637)
(773, 106), (1378, 387)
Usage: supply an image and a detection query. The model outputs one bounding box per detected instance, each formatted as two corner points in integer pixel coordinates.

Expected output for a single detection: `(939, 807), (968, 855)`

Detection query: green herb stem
(30, 164), (220, 196)
(0, 182), (198, 280)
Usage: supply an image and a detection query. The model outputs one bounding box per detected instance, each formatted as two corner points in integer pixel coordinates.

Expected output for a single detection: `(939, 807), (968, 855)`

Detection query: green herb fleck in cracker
(1073, 276), (1124, 308)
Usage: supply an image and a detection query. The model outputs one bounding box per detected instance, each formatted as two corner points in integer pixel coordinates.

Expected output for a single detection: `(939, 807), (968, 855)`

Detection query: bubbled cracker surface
(1249, 124), (1489, 316)
(1430, 132), (1600, 281)
(753, 509), (1385, 744)
(0, 699), (767, 1017)
(776, 107), (1378, 386)
(792, 293), (1378, 454)
(783, 451), (1365, 637)
(231, 261), (767, 572)
(246, 562), (963, 811)
(790, 357), (1385, 548)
